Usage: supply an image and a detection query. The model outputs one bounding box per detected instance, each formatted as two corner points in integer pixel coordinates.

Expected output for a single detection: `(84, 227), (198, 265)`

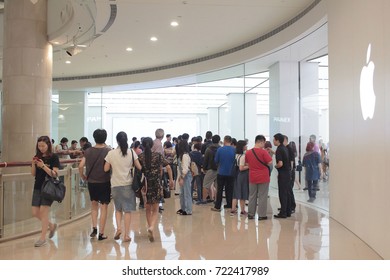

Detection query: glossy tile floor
(0, 179), (382, 260)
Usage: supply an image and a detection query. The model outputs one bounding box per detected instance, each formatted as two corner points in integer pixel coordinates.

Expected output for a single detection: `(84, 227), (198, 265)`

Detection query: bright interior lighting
(65, 60), (71, 64)
(170, 21), (179, 27)
(126, 47), (133, 52)
(150, 37), (158, 41)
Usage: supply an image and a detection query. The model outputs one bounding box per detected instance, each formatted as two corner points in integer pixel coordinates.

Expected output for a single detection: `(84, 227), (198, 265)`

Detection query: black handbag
(41, 170), (66, 203)
(296, 160), (303, 172)
(130, 150), (144, 197)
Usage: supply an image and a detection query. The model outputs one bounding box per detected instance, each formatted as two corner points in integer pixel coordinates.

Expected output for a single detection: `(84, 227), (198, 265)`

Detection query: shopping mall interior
(0, 0), (389, 260)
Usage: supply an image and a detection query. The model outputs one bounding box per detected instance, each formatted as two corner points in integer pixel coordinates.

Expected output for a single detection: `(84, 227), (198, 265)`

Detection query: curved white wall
(328, 0), (390, 259)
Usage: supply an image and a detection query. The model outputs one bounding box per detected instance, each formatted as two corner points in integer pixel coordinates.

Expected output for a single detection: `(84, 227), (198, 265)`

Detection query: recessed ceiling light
(65, 60), (71, 64)
(126, 47), (133, 52)
(170, 21), (179, 27)
(150, 36), (158, 42)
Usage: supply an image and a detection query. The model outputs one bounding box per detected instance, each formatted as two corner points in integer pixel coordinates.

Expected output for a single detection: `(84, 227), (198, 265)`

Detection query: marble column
(1, 0), (52, 163)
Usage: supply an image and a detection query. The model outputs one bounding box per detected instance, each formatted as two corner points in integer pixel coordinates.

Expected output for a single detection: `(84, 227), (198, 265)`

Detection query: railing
(0, 159), (90, 242)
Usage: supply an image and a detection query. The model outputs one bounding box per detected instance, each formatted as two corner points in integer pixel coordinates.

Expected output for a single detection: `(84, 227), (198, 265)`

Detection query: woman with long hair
(176, 139), (193, 215)
(231, 140), (249, 216)
(104, 131), (142, 242)
(138, 137), (173, 242)
(31, 136), (60, 247)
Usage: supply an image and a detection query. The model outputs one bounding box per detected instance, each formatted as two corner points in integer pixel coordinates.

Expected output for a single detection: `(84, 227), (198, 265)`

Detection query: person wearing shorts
(79, 129), (111, 240)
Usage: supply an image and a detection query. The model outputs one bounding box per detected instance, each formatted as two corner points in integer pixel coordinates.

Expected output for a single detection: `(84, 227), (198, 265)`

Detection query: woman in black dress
(31, 136), (60, 247)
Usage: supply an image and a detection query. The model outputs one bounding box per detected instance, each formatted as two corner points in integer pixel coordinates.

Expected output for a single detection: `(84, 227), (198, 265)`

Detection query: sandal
(147, 229), (154, 242)
(98, 233), (108, 241)
(123, 236), (131, 242)
(114, 230), (122, 240)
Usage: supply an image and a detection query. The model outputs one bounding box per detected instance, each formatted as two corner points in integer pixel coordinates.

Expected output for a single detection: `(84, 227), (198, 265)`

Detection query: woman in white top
(104, 131), (141, 242)
(176, 140), (193, 215)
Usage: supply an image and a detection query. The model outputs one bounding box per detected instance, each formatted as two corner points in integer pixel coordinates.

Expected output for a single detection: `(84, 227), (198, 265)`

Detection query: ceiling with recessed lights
(0, 0), (318, 82)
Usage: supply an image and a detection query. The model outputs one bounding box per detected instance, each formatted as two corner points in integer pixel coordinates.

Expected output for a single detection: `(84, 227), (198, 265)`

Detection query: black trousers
(278, 171), (292, 216)
(290, 168), (296, 210)
(215, 174), (234, 209)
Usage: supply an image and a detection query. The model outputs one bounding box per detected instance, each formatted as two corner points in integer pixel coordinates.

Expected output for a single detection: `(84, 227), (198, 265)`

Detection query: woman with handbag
(78, 129), (111, 241)
(104, 132), (142, 242)
(138, 137), (173, 242)
(31, 136), (60, 247)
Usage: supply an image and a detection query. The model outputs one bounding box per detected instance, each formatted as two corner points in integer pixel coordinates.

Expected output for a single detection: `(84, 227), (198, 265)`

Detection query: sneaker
(34, 239), (47, 247)
(258, 216), (268, 221)
(211, 207), (221, 212)
(90, 227), (98, 238)
(48, 223), (57, 239)
(195, 200), (207, 205)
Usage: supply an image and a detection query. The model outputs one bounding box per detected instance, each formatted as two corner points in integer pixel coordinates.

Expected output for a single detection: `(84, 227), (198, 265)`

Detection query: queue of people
(30, 128), (325, 247)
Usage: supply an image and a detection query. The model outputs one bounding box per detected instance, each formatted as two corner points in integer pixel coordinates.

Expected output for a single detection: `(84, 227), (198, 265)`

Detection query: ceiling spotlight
(126, 47), (133, 52)
(170, 21), (179, 27)
(150, 36), (158, 42)
(65, 60), (71, 64)
(65, 46), (83, 56)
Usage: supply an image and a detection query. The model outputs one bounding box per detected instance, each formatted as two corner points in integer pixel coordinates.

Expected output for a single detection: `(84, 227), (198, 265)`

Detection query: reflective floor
(0, 180), (382, 260)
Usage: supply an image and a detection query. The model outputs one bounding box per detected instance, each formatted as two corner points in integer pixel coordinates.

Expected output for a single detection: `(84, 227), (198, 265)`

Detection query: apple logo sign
(360, 43), (376, 120)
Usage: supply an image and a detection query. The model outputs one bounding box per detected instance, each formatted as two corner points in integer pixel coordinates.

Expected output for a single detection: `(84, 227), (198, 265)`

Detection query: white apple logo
(360, 43), (376, 120)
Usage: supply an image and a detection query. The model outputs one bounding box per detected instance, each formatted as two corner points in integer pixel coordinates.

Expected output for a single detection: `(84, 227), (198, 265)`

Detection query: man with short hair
(152, 128), (165, 155)
(273, 133), (292, 218)
(164, 134), (172, 148)
(245, 135), (273, 220)
(200, 134), (220, 204)
(201, 131), (213, 154)
(212, 135), (236, 211)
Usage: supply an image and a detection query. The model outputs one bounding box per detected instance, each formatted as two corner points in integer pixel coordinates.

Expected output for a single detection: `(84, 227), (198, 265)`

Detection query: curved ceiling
(0, 0), (318, 80)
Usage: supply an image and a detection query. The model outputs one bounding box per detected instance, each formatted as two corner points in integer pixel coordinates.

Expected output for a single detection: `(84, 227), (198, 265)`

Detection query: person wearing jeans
(211, 135), (235, 211)
(302, 142), (321, 202)
(176, 138), (193, 215)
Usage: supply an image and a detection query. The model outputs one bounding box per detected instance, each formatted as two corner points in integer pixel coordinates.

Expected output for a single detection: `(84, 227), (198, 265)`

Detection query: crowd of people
(30, 128), (327, 247)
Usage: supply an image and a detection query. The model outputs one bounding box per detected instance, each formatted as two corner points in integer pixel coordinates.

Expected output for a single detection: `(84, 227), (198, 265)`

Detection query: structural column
(269, 61), (299, 141)
(2, 0), (52, 162)
(207, 107), (219, 135)
(227, 92), (257, 143)
(56, 91), (87, 144)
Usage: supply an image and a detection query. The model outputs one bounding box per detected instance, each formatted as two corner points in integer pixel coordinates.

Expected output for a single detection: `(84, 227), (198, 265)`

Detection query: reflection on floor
(0, 186), (382, 260)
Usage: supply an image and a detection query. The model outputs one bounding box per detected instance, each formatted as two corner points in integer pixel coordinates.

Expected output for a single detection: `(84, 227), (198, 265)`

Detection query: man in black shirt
(273, 133), (292, 218)
(201, 131), (213, 154)
(285, 136), (296, 213)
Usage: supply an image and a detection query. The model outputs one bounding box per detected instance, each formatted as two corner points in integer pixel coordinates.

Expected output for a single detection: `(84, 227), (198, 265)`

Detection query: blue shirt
(215, 145), (236, 176)
(302, 151), (321, 180)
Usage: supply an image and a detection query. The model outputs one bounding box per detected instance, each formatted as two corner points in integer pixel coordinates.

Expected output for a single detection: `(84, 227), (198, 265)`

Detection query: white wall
(328, 0), (390, 259)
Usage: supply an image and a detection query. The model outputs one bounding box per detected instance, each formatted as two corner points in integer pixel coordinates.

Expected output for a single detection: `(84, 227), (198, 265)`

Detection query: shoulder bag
(130, 149), (144, 197)
(251, 149), (271, 176)
(41, 169), (66, 203)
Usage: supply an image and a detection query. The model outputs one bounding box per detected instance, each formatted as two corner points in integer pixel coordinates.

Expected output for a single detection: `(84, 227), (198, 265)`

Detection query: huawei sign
(359, 44), (376, 120)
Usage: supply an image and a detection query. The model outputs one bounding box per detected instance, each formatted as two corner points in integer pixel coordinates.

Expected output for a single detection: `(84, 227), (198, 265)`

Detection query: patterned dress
(138, 152), (168, 204)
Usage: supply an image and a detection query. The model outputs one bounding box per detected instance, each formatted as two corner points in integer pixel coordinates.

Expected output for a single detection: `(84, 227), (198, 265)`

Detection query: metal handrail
(0, 158), (82, 168)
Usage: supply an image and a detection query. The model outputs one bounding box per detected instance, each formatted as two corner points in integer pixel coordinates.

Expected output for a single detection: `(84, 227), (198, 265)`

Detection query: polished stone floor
(0, 180), (382, 260)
